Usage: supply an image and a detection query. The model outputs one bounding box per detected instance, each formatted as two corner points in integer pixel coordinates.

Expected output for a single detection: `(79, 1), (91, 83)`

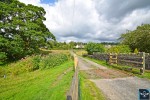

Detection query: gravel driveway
(78, 56), (150, 100)
(78, 57), (107, 70)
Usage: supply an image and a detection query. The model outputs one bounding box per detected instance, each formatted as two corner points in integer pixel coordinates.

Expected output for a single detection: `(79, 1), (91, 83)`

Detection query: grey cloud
(95, 0), (150, 21)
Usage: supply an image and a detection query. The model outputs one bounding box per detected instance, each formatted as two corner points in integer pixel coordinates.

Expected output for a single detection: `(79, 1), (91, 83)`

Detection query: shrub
(85, 42), (105, 55)
(107, 45), (131, 53)
(39, 54), (69, 69)
(32, 55), (41, 70)
(6, 55), (41, 76)
(3, 53), (69, 76)
(134, 48), (139, 54)
(0, 52), (7, 65)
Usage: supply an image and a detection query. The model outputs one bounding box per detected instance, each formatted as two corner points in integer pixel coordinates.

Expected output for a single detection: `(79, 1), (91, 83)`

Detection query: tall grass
(0, 53), (70, 77)
(39, 53), (69, 69)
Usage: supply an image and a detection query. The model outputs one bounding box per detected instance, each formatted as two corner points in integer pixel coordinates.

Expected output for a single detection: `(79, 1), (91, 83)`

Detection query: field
(0, 50), (74, 100)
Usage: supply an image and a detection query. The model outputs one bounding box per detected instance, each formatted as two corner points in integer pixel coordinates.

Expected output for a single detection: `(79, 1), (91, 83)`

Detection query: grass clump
(79, 71), (106, 100)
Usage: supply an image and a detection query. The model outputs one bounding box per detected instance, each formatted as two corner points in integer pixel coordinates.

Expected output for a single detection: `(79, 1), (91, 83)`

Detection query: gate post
(140, 52), (145, 75)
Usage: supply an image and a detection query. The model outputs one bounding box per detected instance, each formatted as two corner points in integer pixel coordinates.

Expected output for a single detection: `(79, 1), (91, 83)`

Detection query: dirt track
(78, 57), (150, 100)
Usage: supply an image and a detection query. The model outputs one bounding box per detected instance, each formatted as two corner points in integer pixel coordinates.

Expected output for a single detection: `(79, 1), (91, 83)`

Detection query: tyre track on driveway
(78, 56), (150, 100)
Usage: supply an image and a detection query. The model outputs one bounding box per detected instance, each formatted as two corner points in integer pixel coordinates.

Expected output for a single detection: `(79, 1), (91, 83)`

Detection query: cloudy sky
(19, 0), (150, 42)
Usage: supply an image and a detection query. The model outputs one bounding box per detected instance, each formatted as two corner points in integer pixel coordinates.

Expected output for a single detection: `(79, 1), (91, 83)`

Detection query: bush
(85, 42), (105, 55)
(32, 55), (41, 70)
(24, 55), (41, 72)
(134, 48), (139, 54)
(0, 52), (7, 65)
(2, 53), (69, 76)
(39, 54), (69, 69)
(107, 45), (131, 53)
(4, 55), (41, 76)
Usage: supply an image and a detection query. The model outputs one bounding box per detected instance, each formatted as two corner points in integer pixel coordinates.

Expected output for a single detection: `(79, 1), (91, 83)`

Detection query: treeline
(85, 24), (150, 54)
(0, 0), (55, 64)
(85, 42), (131, 55)
(45, 41), (86, 50)
(101, 42), (118, 45)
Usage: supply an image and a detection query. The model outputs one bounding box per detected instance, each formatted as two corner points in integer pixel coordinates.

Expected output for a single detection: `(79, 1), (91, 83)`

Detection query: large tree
(120, 24), (150, 53)
(0, 0), (55, 62)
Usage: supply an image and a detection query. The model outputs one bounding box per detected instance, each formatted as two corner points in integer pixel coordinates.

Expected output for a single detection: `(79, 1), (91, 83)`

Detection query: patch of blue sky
(41, 0), (57, 4)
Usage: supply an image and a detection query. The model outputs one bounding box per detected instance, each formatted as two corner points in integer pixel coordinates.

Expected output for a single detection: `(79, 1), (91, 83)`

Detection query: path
(78, 57), (107, 70)
(78, 56), (150, 100)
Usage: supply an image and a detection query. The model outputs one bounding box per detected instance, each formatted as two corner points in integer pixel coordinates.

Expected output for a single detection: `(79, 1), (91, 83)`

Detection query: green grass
(79, 71), (106, 100)
(84, 57), (150, 79)
(0, 61), (74, 100)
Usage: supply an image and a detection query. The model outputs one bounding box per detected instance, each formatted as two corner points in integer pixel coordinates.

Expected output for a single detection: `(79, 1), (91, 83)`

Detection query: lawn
(0, 61), (74, 100)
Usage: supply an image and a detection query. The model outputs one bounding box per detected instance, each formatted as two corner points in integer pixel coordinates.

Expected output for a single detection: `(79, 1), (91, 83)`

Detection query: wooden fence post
(142, 52), (145, 74)
(109, 53), (111, 65)
(115, 53), (118, 64)
(108, 53), (117, 65)
(74, 54), (78, 71)
(140, 52), (145, 74)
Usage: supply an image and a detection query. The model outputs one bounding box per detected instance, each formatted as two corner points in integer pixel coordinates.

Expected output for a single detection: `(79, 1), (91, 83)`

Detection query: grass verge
(84, 57), (150, 79)
(79, 71), (106, 100)
(0, 61), (74, 100)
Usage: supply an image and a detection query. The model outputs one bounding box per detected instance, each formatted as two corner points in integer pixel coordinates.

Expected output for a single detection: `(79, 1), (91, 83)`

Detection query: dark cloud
(95, 0), (150, 21)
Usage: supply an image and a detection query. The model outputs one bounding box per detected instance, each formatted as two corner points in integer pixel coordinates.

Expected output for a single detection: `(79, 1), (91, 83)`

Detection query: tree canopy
(0, 0), (55, 63)
(120, 24), (150, 53)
